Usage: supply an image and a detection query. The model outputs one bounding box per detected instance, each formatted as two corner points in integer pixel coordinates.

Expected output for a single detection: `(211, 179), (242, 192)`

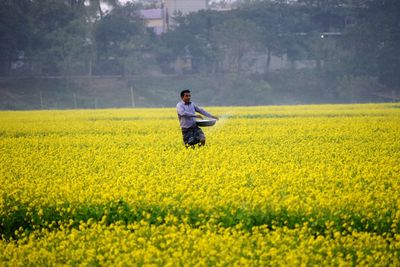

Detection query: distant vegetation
(0, 0), (399, 108)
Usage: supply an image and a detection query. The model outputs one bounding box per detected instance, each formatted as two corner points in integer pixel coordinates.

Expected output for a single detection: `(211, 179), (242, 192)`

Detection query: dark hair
(180, 89), (190, 98)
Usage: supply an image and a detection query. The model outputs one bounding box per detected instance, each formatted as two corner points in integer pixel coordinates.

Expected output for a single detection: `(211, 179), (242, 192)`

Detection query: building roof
(139, 9), (163, 20)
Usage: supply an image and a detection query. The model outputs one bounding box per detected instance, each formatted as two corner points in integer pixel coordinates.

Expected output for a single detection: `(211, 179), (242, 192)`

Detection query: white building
(139, 0), (208, 34)
(139, 9), (165, 35)
(164, 0), (208, 16)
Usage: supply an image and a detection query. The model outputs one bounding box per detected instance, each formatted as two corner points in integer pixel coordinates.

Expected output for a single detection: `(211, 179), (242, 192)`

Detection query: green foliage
(336, 75), (381, 102)
(1, 0), (399, 101)
(338, 0), (400, 88)
(2, 195), (398, 241)
(0, 0), (32, 74)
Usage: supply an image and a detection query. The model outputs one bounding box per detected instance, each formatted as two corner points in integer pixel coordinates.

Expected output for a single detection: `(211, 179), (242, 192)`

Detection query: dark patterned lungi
(181, 125), (205, 146)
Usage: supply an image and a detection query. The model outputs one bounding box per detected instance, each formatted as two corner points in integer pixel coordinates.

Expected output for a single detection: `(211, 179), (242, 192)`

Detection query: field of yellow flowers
(1, 103), (400, 266)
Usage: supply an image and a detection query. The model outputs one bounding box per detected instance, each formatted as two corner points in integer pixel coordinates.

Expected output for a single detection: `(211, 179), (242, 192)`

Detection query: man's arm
(177, 103), (198, 117)
(194, 104), (219, 120)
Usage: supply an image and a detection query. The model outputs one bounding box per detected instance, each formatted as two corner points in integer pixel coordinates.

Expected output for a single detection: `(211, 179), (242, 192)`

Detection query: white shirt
(176, 101), (213, 129)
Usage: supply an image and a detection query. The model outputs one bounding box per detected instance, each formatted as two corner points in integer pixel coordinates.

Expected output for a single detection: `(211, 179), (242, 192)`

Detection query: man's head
(180, 89), (191, 104)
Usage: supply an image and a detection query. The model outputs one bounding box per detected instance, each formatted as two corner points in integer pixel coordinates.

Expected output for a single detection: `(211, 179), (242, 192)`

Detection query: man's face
(182, 92), (191, 104)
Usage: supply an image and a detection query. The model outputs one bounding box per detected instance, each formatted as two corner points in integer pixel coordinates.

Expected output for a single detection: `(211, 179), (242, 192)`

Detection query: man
(177, 89), (218, 147)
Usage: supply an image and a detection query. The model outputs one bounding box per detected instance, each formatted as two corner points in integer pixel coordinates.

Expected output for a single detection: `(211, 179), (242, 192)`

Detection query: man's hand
(196, 114), (203, 119)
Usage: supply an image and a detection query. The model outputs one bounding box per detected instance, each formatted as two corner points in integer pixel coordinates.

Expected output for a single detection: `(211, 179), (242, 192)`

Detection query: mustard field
(1, 103), (400, 266)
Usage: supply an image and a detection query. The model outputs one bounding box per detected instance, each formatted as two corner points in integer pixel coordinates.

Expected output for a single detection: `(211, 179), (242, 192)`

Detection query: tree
(210, 18), (262, 73)
(0, 0), (32, 75)
(339, 0), (400, 91)
(94, 3), (147, 75)
(159, 9), (228, 74)
(27, 0), (88, 76)
(86, 0), (120, 19)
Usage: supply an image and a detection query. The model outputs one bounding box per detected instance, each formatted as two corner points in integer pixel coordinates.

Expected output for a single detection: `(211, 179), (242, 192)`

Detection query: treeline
(1, 0), (399, 104)
(0, 0), (149, 76)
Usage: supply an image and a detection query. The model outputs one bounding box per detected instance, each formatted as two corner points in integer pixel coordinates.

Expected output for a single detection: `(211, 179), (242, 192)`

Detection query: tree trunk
(265, 47), (271, 74)
(88, 57), (93, 90)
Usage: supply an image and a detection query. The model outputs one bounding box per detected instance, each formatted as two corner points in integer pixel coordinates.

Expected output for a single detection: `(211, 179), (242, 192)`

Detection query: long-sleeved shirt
(176, 100), (213, 129)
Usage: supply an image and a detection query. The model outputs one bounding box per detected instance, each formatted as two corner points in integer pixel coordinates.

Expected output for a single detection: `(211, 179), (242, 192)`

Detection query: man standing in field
(177, 89), (218, 147)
